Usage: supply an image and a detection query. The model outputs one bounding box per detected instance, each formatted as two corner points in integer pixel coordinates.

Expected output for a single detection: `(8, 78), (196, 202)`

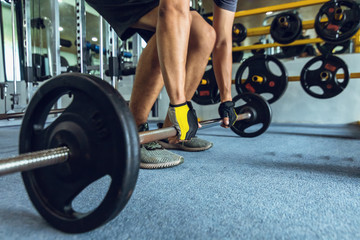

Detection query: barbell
(0, 73), (272, 233)
(0, 108), (65, 120)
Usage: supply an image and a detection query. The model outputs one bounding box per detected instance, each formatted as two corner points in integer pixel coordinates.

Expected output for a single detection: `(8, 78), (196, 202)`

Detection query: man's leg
(156, 0), (190, 106)
(184, 13), (217, 101)
(130, 10), (215, 167)
(130, 3), (192, 169)
(159, 12), (216, 151)
(162, 13), (216, 127)
(129, 35), (186, 169)
(212, 6), (236, 127)
(132, 10), (215, 127)
(133, 2), (197, 142)
(129, 36), (163, 127)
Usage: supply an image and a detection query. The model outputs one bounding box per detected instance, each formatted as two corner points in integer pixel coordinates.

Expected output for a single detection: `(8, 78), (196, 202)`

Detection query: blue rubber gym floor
(0, 122), (359, 239)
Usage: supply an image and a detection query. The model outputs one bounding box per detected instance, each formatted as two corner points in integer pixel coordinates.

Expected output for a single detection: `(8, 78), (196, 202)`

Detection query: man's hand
(168, 102), (198, 141)
(218, 101), (237, 128)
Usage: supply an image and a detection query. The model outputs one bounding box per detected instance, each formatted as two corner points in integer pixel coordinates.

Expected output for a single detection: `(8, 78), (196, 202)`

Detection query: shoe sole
(140, 158), (184, 169)
(158, 141), (213, 152)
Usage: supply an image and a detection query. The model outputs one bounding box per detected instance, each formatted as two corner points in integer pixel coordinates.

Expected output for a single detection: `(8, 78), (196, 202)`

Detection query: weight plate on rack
(231, 93), (272, 138)
(235, 55), (288, 104)
(192, 66), (220, 105)
(20, 73), (140, 233)
(270, 12), (303, 44)
(232, 23), (247, 44)
(315, 0), (360, 43)
(300, 55), (349, 99)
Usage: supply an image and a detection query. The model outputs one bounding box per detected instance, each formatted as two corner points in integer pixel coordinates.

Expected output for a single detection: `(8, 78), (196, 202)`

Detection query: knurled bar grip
(139, 112), (252, 144)
(0, 147), (69, 177)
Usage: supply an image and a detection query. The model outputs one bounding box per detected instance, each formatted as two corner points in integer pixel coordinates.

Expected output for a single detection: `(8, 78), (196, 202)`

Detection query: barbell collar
(0, 147), (69, 177)
(139, 112), (252, 145)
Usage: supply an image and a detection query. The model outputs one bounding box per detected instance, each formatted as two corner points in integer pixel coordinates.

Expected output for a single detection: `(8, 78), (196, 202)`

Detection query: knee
(206, 25), (216, 50)
(194, 23), (216, 53)
(158, 1), (189, 21)
(214, 34), (231, 51)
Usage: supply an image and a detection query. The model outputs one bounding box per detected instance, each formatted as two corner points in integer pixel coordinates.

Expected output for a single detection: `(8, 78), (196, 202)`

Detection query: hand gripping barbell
(0, 73), (272, 233)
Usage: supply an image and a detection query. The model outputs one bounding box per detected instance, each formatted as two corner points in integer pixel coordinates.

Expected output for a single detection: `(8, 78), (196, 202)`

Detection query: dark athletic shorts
(85, 0), (159, 41)
(86, 1), (197, 43)
(213, 0), (238, 12)
(135, 7), (196, 43)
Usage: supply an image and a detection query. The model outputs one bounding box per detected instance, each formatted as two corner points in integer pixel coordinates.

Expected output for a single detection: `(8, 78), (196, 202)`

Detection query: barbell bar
(0, 108), (65, 120)
(0, 73), (271, 233)
(0, 112), (252, 177)
(0, 147), (69, 176)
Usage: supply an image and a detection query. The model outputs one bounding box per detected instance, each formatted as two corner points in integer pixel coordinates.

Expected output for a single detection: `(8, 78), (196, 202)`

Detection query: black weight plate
(315, 0), (360, 44)
(232, 23), (247, 44)
(20, 73), (140, 233)
(231, 93), (272, 138)
(300, 55), (349, 99)
(270, 12), (303, 44)
(235, 55), (288, 104)
(192, 66), (220, 105)
(316, 40), (350, 55)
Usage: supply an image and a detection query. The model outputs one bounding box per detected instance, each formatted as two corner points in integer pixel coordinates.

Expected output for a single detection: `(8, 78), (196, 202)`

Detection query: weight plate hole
(72, 175), (111, 214)
(268, 61), (282, 77)
(336, 68), (345, 83)
(319, 13), (329, 24)
(242, 66), (249, 80)
(45, 93), (74, 126)
(336, 68), (345, 74)
(333, 45), (344, 53)
(244, 123), (263, 134)
(309, 86), (324, 95)
(308, 60), (323, 71)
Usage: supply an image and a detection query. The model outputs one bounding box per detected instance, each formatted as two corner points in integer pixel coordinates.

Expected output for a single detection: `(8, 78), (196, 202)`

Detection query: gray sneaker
(138, 122), (184, 169)
(158, 136), (213, 152)
(140, 141), (184, 169)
